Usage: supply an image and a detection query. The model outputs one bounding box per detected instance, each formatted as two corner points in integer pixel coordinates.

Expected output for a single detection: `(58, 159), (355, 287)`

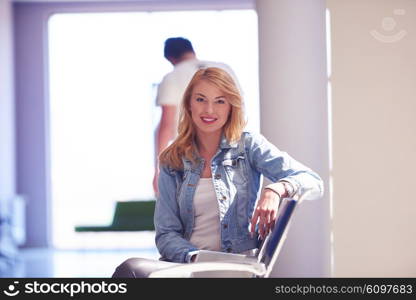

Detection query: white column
(0, 0), (15, 200)
(256, 0), (331, 277)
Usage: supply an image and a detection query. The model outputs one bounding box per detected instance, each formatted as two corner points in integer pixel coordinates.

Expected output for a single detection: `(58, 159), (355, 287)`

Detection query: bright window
(48, 10), (259, 248)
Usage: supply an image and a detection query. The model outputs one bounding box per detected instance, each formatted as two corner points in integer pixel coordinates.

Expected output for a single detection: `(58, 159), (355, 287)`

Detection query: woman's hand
(250, 187), (282, 240)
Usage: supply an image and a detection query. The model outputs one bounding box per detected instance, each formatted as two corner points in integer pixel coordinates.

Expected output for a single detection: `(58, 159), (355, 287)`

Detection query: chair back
(111, 200), (155, 230)
(257, 198), (298, 277)
(255, 188), (313, 277)
(74, 200), (155, 232)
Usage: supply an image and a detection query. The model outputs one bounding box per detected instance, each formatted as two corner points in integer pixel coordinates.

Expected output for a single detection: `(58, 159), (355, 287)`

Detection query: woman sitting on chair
(112, 67), (323, 278)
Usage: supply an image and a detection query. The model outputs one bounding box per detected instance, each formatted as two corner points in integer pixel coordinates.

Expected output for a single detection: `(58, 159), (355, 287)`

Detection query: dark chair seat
(75, 200), (156, 232)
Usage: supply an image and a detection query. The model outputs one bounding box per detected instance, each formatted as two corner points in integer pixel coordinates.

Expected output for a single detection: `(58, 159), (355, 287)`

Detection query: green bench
(75, 200), (156, 232)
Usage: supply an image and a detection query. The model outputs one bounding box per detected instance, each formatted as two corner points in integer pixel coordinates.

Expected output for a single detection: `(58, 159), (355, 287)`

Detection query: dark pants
(112, 257), (179, 278)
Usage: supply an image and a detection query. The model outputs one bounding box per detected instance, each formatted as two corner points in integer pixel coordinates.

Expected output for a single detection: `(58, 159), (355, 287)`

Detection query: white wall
(328, 0), (416, 277)
(0, 0), (16, 201)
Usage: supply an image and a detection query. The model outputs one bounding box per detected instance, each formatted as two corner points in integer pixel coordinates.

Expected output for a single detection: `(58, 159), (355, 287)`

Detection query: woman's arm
(245, 132), (324, 238)
(154, 166), (198, 263)
(246, 132), (323, 200)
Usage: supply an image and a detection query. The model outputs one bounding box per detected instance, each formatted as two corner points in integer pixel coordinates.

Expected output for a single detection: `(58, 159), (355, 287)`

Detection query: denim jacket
(154, 131), (323, 263)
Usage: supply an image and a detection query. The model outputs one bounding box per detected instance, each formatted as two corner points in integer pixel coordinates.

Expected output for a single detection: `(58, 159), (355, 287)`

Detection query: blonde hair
(159, 67), (246, 170)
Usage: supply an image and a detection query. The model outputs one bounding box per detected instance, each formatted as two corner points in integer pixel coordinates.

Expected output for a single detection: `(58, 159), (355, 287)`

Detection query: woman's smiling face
(189, 80), (231, 136)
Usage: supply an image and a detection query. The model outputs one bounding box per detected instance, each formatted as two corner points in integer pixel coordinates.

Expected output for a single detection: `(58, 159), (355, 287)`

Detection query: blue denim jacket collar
(182, 134), (238, 173)
(182, 158), (202, 174)
(219, 134), (239, 149)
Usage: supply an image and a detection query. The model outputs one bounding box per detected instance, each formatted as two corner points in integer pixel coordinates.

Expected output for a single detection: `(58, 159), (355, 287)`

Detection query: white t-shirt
(156, 58), (241, 131)
(189, 177), (221, 251)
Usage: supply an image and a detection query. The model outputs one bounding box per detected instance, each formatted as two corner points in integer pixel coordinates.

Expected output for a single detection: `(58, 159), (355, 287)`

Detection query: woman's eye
(217, 99), (226, 104)
(196, 97), (204, 102)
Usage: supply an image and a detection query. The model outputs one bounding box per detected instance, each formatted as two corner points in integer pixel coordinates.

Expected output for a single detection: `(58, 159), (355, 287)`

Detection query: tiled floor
(2, 232), (159, 278)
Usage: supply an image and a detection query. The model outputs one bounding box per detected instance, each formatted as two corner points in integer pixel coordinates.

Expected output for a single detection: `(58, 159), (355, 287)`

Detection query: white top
(189, 178), (221, 251)
(156, 58), (241, 133)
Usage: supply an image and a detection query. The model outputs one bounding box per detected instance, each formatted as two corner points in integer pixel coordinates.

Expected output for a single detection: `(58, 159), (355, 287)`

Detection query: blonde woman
(112, 67), (323, 277)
